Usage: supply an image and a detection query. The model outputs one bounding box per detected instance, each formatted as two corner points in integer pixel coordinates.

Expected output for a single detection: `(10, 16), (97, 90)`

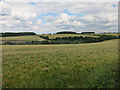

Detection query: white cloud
(82, 15), (95, 22)
(32, 26), (39, 29)
(110, 27), (117, 30)
(0, 20), (7, 24)
(73, 20), (83, 26)
(11, 11), (37, 20)
(26, 21), (33, 25)
(15, 20), (21, 23)
(4, 0), (119, 2)
(1, 2), (118, 33)
(46, 22), (51, 26)
(105, 23), (112, 26)
(0, 1), (11, 15)
(36, 19), (42, 24)
(0, 1), (8, 8)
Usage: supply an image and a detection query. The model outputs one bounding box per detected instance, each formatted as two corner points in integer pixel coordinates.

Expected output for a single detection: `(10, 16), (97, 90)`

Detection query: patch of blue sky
(43, 13), (57, 17)
(33, 13), (58, 24)
(64, 9), (85, 17)
(112, 4), (117, 7)
(33, 15), (43, 23)
(0, 0), (4, 1)
(30, 2), (37, 6)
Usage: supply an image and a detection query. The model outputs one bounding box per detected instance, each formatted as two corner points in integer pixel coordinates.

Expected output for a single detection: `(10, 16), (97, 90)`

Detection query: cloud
(36, 19), (42, 24)
(32, 26), (39, 29)
(4, 0), (119, 2)
(11, 11), (36, 20)
(11, 11), (37, 20)
(0, 2), (118, 33)
(0, 1), (11, 16)
(105, 23), (112, 26)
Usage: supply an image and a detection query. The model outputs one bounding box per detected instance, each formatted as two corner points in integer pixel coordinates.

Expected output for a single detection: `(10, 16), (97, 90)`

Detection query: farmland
(39, 33), (119, 39)
(2, 35), (44, 41)
(1, 33), (119, 45)
(40, 34), (99, 39)
(95, 33), (119, 36)
(2, 39), (119, 88)
(1, 35), (46, 45)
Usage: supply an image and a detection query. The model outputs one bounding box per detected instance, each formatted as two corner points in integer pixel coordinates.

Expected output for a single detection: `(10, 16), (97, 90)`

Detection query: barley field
(2, 39), (119, 88)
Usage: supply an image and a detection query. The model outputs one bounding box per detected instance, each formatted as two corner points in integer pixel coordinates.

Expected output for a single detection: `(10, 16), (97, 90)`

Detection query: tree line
(56, 31), (77, 34)
(3, 40), (50, 45)
(56, 31), (95, 34)
(0, 32), (36, 37)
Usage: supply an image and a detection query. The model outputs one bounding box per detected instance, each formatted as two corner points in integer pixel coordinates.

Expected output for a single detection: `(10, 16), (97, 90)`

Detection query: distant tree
(56, 31), (77, 34)
(81, 32), (95, 34)
(1, 32), (36, 37)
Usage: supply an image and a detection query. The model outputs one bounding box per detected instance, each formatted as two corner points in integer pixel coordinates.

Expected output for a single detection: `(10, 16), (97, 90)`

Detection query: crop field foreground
(2, 39), (119, 88)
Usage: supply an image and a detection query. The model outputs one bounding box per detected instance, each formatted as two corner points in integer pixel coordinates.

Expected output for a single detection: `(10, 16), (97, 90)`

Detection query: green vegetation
(81, 32), (95, 34)
(95, 33), (119, 36)
(2, 35), (44, 41)
(56, 31), (77, 34)
(2, 39), (119, 88)
(1, 34), (119, 45)
(1, 35), (46, 45)
(49, 35), (118, 44)
(1, 32), (36, 37)
(40, 34), (98, 39)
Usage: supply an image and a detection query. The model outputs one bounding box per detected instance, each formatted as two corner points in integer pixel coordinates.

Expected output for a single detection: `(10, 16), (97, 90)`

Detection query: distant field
(2, 35), (44, 41)
(2, 39), (118, 88)
(39, 34), (99, 39)
(96, 33), (119, 36)
(2, 33), (118, 41)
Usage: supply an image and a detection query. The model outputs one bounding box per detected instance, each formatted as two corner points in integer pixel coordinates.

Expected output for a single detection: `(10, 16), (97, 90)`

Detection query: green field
(96, 33), (119, 36)
(40, 34), (99, 39)
(2, 39), (119, 88)
(1, 35), (46, 45)
(2, 35), (44, 41)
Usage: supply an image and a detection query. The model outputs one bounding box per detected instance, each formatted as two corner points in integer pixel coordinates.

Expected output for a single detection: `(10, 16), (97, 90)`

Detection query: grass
(2, 39), (119, 88)
(2, 35), (45, 41)
(39, 34), (99, 39)
(96, 33), (119, 36)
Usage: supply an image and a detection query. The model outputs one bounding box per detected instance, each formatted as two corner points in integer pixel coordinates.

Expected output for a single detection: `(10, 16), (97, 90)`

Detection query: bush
(49, 35), (118, 44)
(39, 36), (49, 40)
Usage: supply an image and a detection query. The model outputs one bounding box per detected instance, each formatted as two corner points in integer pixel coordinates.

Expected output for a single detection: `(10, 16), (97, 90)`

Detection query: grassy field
(2, 35), (44, 41)
(2, 39), (119, 88)
(39, 34), (99, 39)
(1, 35), (45, 45)
(96, 33), (119, 36)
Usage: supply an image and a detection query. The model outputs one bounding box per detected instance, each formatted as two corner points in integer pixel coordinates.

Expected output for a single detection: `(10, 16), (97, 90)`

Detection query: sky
(0, 1), (118, 34)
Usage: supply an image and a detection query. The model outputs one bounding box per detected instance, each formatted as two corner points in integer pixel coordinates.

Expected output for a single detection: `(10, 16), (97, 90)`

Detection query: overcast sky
(0, 1), (118, 34)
